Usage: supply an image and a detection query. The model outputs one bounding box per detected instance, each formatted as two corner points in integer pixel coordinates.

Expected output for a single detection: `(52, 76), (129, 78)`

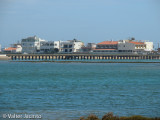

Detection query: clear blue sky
(0, 0), (160, 48)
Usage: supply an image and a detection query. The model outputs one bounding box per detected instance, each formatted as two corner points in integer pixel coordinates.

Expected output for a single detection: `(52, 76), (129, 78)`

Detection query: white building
(21, 36), (45, 54)
(40, 41), (60, 53)
(144, 42), (153, 51)
(60, 39), (84, 53)
(81, 43), (96, 53)
(118, 40), (135, 52)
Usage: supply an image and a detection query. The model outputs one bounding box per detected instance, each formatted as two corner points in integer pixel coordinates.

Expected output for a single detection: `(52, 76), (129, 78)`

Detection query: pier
(7, 54), (160, 61)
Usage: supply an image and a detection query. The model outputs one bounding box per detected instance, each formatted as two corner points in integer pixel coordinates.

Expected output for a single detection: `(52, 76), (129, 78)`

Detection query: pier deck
(7, 54), (160, 61)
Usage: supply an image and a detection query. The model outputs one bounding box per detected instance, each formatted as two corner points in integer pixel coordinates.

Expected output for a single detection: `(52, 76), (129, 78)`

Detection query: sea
(0, 61), (160, 120)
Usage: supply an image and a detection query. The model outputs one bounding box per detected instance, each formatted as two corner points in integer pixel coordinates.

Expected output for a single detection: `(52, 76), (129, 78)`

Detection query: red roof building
(4, 47), (17, 51)
(95, 41), (118, 51)
(4, 47), (17, 53)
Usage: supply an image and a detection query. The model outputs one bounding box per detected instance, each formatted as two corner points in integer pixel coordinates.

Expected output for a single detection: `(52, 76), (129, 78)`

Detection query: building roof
(97, 41), (118, 45)
(21, 36), (40, 42)
(93, 49), (117, 51)
(4, 47), (17, 51)
(129, 41), (144, 45)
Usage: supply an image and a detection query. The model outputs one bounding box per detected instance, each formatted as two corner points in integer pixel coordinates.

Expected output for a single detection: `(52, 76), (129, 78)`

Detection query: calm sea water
(0, 61), (160, 119)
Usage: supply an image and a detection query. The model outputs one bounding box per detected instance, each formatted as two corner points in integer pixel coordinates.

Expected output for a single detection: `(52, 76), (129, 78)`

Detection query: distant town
(0, 36), (160, 55)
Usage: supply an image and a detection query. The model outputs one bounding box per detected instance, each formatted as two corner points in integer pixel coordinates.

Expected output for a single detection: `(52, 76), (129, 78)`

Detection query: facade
(3, 47), (17, 53)
(60, 39), (84, 53)
(40, 41), (60, 53)
(128, 41), (153, 53)
(11, 44), (22, 53)
(118, 40), (135, 53)
(3, 44), (22, 53)
(118, 40), (145, 53)
(21, 36), (45, 54)
(144, 42), (153, 51)
(92, 41), (118, 53)
(21, 36), (84, 54)
(87, 43), (96, 48)
(81, 43), (96, 53)
(92, 40), (153, 54)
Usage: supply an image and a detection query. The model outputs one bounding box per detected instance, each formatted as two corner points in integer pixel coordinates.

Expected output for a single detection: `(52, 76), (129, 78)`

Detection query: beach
(0, 54), (11, 60)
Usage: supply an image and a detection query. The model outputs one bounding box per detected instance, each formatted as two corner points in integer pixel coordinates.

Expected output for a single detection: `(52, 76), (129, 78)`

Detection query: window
(69, 49), (72, 52)
(64, 45), (68, 48)
(50, 43), (54, 46)
(65, 49), (68, 52)
(97, 45), (100, 48)
(69, 45), (72, 48)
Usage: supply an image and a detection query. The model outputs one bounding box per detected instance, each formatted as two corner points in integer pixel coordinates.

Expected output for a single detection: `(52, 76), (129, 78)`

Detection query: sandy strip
(0, 55), (11, 60)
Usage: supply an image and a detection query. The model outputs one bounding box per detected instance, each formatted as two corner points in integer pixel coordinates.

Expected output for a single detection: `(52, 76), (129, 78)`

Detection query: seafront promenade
(6, 53), (160, 61)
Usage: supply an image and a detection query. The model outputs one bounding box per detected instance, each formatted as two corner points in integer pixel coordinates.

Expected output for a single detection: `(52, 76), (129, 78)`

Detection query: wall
(118, 41), (135, 51)
(144, 42), (153, 51)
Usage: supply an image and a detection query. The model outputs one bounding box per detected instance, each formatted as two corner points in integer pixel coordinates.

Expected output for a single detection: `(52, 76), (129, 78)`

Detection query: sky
(0, 0), (160, 48)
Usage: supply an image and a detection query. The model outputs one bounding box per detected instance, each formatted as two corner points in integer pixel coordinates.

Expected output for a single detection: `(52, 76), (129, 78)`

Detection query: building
(81, 43), (96, 53)
(118, 40), (146, 53)
(3, 44), (22, 53)
(11, 44), (22, 53)
(92, 41), (118, 53)
(60, 39), (84, 53)
(118, 40), (135, 53)
(87, 43), (96, 48)
(92, 39), (153, 54)
(40, 41), (60, 53)
(3, 47), (17, 53)
(21, 36), (45, 54)
(144, 42), (153, 52)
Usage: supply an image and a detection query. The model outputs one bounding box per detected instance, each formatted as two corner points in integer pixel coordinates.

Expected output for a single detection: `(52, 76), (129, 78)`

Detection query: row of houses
(2, 36), (154, 54)
(3, 36), (84, 54)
